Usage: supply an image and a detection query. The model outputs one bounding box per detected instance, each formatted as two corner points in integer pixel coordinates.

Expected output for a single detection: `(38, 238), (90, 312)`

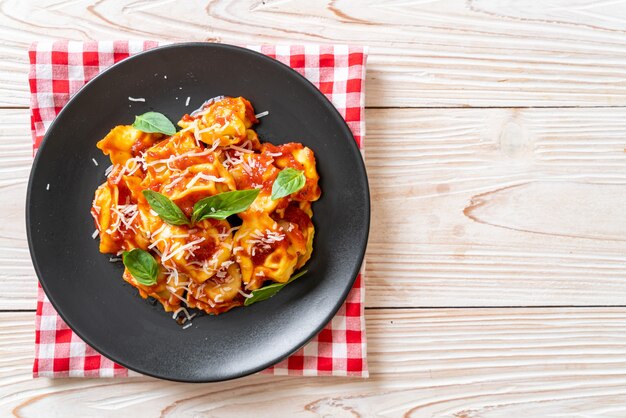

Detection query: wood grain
(5, 107), (626, 309)
(3, 308), (626, 416)
(3, 0), (626, 107)
(0, 110), (34, 309)
(3, 1), (626, 413)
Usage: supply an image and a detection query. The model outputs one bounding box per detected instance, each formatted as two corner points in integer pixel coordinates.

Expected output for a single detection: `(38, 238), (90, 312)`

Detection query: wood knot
(499, 121), (529, 158)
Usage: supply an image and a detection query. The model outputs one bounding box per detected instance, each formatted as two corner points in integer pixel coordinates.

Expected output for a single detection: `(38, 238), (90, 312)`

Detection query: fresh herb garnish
(244, 270), (308, 306)
(271, 168), (305, 200)
(122, 248), (159, 286)
(132, 111), (176, 135)
(142, 190), (190, 226)
(191, 189), (260, 223)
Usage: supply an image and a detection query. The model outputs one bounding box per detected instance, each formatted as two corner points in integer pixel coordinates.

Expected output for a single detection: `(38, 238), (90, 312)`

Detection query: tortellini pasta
(92, 96), (320, 317)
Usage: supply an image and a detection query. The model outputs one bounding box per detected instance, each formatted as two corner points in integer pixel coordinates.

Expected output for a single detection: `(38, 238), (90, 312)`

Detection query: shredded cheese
(171, 234), (190, 239)
(164, 175), (184, 190)
(128, 97), (145, 102)
(228, 144), (254, 154)
(193, 124), (201, 147)
(185, 172), (227, 189)
(166, 287), (187, 304)
(198, 123), (222, 134)
(162, 238), (205, 262)
(112, 166), (126, 184)
(148, 238), (166, 250)
(147, 149), (212, 167)
(255, 111), (269, 118)
(151, 223), (167, 238)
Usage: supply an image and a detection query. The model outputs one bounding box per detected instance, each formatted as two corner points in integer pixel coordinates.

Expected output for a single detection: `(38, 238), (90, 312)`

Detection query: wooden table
(2, 1), (626, 416)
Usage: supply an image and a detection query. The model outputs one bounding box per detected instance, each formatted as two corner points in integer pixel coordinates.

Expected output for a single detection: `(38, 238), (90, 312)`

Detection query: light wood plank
(5, 107), (626, 309)
(3, 0), (626, 107)
(0, 109), (34, 309)
(2, 309), (626, 416)
(366, 106), (626, 307)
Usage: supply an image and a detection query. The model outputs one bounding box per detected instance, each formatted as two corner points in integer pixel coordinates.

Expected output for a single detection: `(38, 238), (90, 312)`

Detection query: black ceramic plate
(26, 43), (369, 382)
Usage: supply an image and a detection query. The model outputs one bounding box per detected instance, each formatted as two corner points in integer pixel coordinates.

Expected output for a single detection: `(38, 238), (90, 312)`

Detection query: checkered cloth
(29, 41), (368, 378)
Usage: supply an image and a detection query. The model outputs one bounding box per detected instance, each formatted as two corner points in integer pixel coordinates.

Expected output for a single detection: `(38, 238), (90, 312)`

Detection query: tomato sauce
(116, 182), (132, 205)
(251, 239), (284, 265)
(130, 136), (156, 156)
(282, 205), (312, 230)
(170, 153), (214, 171)
(263, 143), (305, 170)
(187, 236), (217, 262)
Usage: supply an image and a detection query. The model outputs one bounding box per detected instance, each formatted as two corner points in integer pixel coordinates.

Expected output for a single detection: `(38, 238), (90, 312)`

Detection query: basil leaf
(244, 270), (308, 306)
(143, 190), (190, 226)
(122, 248), (159, 286)
(192, 189), (260, 223)
(132, 112), (176, 135)
(271, 168), (306, 200)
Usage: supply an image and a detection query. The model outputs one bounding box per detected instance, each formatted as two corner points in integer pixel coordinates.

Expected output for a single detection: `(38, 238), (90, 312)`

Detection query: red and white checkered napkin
(29, 41), (368, 378)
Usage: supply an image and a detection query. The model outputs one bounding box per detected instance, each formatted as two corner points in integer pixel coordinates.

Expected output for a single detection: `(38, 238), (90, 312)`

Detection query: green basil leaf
(132, 112), (176, 135)
(143, 190), (190, 226)
(244, 270), (307, 306)
(271, 168), (306, 200)
(192, 189), (260, 223)
(122, 248), (159, 286)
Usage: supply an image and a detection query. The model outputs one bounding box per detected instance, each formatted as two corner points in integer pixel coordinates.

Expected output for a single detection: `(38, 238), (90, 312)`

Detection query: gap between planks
(7, 106), (626, 110)
(6, 305), (626, 314)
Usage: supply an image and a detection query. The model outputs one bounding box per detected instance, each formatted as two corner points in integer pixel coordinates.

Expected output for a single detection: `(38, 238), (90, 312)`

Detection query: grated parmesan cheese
(147, 148), (212, 167)
(172, 307), (193, 320)
(92, 158), (99, 166)
(185, 96), (190, 106)
(185, 172), (226, 189)
(228, 144), (254, 154)
(128, 97), (145, 102)
(255, 111), (269, 118)
(164, 175), (185, 190)
(148, 238), (166, 250)
(112, 166), (126, 184)
(162, 238), (205, 262)
(167, 287), (187, 304)
(151, 223), (167, 238)
(193, 124), (201, 147)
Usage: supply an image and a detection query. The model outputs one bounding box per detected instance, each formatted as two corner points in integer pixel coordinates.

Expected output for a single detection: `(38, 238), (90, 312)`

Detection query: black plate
(26, 43), (369, 382)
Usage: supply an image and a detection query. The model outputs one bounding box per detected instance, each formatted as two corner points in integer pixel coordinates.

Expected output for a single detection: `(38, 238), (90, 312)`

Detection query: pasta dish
(91, 96), (320, 322)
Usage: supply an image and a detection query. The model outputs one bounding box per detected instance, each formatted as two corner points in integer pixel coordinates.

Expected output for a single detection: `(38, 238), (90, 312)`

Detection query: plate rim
(25, 42), (370, 382)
